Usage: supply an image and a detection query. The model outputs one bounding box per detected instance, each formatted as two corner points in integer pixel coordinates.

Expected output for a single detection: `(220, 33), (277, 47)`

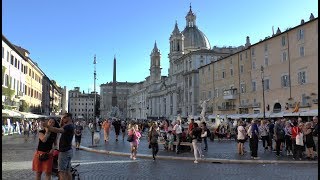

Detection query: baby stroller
(52, 149), (80, 180)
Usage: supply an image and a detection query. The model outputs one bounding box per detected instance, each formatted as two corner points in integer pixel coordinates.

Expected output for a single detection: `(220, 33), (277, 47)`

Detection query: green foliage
(2, 86), (15, 99)
(19, 100), (29, 112)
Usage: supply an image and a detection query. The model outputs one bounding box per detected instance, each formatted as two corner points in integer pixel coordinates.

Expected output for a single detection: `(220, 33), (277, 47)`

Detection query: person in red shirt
(291, 121), (303, 160)
(188, 118), (195, 135)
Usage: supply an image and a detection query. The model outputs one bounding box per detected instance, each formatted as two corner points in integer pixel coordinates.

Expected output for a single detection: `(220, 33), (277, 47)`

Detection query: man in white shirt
(173, 120), (183, 154)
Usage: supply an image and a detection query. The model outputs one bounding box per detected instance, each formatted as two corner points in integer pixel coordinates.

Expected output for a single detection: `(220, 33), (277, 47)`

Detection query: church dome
(182, 26), (211, 51)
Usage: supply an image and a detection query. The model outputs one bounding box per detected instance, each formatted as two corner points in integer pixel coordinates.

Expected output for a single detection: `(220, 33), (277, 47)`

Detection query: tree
(2, 65), (15, 102)
(19, 100), (29, 112)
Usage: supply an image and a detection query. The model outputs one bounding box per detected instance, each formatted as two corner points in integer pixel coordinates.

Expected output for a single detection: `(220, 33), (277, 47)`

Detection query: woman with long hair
(237, 120), (247, 156)
(148, 122), (160, 160)
(32, 119), (59, 180)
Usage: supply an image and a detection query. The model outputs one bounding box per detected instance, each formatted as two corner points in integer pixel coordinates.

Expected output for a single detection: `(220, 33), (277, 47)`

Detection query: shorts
(58, 149), (73, 172)
(32, 150), (53, 173)
(238, 139), (246, 144)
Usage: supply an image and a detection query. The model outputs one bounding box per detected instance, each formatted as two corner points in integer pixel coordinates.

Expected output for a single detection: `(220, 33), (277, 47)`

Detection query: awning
(283, 111), (301, 117)
(239, 114), (250, 118)
(18, 111), (47, 119)
(2, 109), (23, 118)
(299, 109), (318, 117)
(226, 114), (242, 119)
(269, 112), (285, 118)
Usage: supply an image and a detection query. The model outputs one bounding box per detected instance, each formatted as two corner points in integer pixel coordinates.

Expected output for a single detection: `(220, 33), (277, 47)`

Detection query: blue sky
(2, 0), (318, 93)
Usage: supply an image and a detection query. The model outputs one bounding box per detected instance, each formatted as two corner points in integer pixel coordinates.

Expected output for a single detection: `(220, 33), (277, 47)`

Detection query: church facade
(126, 6), (243, 120)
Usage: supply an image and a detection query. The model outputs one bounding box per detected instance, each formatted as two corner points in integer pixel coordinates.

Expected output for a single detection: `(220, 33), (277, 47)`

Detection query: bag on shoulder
(127, 134), (134, 142)
(38, 153), (49, 161)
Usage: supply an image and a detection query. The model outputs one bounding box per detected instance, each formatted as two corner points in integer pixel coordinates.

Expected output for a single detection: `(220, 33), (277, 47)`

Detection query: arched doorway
(273, 103), (281, 113)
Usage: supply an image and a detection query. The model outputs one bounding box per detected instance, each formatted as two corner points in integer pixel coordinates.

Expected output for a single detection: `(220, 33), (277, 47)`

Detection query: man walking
(173, 119), (183, 154)
(274, 118), (285, 157)
(44, 113), (75, 180)
(251, 119), (260, 159)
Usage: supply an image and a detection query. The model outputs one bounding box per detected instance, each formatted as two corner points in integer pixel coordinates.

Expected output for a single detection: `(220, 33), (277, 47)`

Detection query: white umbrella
(269, 112), (285, 118)
(2, 109), (23, 118)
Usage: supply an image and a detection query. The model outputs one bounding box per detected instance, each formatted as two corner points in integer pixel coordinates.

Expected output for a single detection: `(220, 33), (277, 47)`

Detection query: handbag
(296, 132), (304, 146)
(127, 134), (134, 142)
(38, 152), (50, 161)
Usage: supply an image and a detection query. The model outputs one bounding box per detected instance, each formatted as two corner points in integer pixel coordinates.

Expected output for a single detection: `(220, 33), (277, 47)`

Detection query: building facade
(199, 15), (318, 116)
(126, 6), (239, 120)
(100, 82), (136, 119)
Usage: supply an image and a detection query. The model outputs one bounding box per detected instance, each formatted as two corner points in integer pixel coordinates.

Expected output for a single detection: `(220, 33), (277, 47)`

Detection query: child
(167, 130), (174, 151)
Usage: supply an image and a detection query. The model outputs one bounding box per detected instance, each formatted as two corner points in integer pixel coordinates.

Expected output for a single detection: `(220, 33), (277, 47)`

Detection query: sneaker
(133, 157), (137, 160)
(130, 155), (133, 159)
(253, 157), (260, 160)
(194, 160), (198, 164)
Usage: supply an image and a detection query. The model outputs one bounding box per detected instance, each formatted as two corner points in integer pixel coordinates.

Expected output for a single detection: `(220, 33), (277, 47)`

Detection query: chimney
(301, 19), (305, 24)
(310, 13), (315, 20)
(245, 36), (251, 47)
(276, 27), (281, 34)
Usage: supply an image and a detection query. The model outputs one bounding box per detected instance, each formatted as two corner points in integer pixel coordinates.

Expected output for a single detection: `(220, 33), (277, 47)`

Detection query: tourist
(201, 122), (208, 151)
(102, 119), (111, 142)
(304, 122), (315, 160)
(237, 120), (246, 156)
(259, 119), (269, 150)
(43, 113), (75, 180)
(74, 121), (83, 150)
(166, 130), (174, 151)
(32, 118), (58, 180)
(173, 119), (183, 154)
(251, 119), (260, 159)
(121, 120), (127, 141)
(112, 119), (121, 141)
(312, 116), (318, 157)
(284, 120), (293, 156)
(274, 118), (285, 157)
(191, 122), (203, 163)
(267, 119), (275, 151)
(148, 123), (160, 160)
(128, 124), (141, 160)
(23, 120), (30, 141)
(291, 121), (303, 160)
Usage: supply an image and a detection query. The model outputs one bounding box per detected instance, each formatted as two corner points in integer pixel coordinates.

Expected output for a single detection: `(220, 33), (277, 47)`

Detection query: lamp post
(93, 55), (97, 131)
(260, 66), (266, 119)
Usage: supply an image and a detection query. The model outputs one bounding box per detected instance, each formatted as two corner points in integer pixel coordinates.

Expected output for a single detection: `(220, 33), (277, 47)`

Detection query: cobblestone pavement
(2, 129), (318, 180)
(81, 127), (318, 162)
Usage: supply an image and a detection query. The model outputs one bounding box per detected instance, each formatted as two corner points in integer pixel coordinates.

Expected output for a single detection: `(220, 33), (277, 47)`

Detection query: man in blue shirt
(44, 113), (74, 180)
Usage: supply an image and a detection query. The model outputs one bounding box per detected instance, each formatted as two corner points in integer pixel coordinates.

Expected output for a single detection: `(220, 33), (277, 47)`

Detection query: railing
(223, 89), (237, 100)
(218, 105), (236, 111)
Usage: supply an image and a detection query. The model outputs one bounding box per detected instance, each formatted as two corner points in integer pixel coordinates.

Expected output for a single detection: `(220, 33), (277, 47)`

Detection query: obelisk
(111, 55), (117, 107)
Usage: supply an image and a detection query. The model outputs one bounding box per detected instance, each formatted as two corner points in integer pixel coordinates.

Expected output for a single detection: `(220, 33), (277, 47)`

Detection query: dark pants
(261, 135), (269, 149)
(268, 134), (273, 149)
(292, 139), (303, 159)
(150, 143), (159, 158)
(276, 138), (283, 156)
(176, 133), (182, 153)
(251, 135), (259, 157)
(203, 137), (208, 150)
(285, 135), (292, 152)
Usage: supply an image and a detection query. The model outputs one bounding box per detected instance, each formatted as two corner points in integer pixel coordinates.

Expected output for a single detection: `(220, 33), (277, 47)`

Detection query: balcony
(218, 104), (236, 111)
(223, 88), (237, 100)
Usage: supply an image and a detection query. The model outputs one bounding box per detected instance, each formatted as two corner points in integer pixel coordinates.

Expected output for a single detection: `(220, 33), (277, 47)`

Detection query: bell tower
(150, 41), (161, 82)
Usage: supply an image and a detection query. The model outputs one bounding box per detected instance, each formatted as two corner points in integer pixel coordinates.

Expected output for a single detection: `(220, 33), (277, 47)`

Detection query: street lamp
(93, 55), (97, 131)
(260, 66), (266, 119)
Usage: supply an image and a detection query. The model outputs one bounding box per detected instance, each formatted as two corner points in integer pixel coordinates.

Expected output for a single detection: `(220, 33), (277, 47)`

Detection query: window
(240, 65), (244, 74)
(252, 81), (256, 91)
(264, 57), (269, 66)
(240, 83), (246, 93)
(264, 79), (270, 90)
(252, 61), (256, 70)
(240, 54), (242, 61)
(6, 51), (9, 62)
(230, 59), (232, 64)
(14, 58), (17, 68)
(264, 44), (268, 52)
(230, 68), (233, 76)
(189, 76), (192, 86)
(208, 91), (212, 98)
(282, 52), (287, 62)
(17, 61), (20, 70)
(298, 29), (304, 40)
(10, 55), (14, 65)
(2, 46), (4, 59)
(281, 75), (289, 87)
(245, 51), (248, 58)
(215, 88), (219, 98)
(281, 36), (286, 46)
(300, 46), (305, 57)
(298, 71), (306, 84)
(5, 74), (9, 86)
(222, 71), (225, 78)
(251, 48), (255, 56)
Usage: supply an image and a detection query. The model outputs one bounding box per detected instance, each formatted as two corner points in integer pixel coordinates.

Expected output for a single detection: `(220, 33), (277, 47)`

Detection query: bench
(158, 140), (193, 151)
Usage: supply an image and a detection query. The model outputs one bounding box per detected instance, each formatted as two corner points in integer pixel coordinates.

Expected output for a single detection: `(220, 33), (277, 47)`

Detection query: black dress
(305, 129), (315, 148)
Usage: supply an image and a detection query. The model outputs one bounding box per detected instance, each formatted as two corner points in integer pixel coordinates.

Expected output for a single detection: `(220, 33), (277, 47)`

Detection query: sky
(2, 0), (318, 93)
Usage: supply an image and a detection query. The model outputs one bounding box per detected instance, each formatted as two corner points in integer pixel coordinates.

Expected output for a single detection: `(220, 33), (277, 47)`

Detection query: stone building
(199, 14), (318, 116)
